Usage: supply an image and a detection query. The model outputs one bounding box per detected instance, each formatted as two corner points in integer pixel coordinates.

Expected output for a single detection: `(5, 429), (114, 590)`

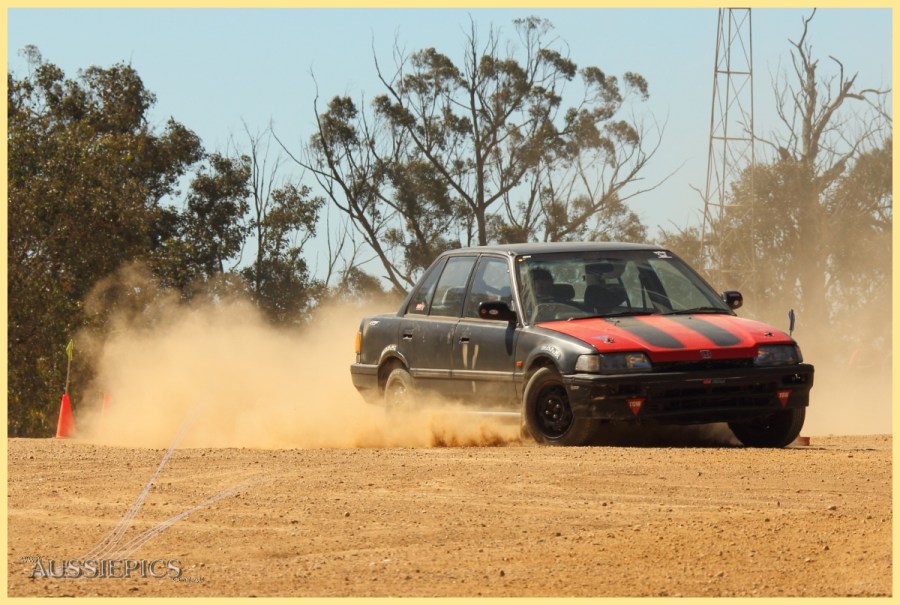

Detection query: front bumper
(565, 363), (814, 425)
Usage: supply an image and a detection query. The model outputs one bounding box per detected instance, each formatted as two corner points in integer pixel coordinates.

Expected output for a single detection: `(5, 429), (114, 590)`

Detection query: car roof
(441, 241), (664, 257)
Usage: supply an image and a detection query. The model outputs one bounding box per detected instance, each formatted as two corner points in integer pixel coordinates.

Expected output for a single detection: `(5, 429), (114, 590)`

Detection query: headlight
(576, 352), (652, 373)
(575, 355), (600, 372)
(754, 344), (802, 366)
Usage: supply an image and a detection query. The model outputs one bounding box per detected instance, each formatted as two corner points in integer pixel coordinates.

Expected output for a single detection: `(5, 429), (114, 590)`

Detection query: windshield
(515, 249), (731, 324)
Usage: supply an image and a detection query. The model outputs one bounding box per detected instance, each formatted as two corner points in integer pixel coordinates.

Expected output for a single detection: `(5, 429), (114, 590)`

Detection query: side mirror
(478, 301), (517, 323)
(722, 290), (743, 310)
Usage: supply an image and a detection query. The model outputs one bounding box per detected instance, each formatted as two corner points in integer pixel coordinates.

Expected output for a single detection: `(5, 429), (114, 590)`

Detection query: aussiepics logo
(27, 557), (182, 580)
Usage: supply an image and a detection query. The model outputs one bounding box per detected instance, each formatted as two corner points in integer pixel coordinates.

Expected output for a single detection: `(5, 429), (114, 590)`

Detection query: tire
(384, 367), (415, 411)
(728, 407), (805, 448)
(522, 367), (595, 446)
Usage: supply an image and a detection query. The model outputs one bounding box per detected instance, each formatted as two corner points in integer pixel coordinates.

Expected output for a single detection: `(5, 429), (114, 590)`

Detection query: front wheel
(728, 407), (805, 448)
(522, 367), (594, 446)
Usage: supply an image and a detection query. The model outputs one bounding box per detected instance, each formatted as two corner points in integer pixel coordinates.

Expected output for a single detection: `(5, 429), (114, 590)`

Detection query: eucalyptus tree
(303, 16), (658, 291)
(711, 10), (891, 330)
(237, 125), (325, 324)
(8, 48), (203, 435)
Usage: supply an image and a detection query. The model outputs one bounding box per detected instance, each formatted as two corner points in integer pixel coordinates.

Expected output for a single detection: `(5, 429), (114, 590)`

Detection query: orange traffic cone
(56, 393), (74, 438)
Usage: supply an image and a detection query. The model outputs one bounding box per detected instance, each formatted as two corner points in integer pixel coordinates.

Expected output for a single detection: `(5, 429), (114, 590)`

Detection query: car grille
(652, 358), (755, 373)
(642, 382), (776, 414)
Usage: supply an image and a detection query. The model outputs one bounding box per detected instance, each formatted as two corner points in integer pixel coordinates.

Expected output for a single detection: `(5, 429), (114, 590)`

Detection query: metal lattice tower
(700, 8), (756, 286)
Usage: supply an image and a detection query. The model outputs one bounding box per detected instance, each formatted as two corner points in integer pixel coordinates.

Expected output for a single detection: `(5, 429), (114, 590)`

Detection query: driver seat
(584, 282), (628, 314)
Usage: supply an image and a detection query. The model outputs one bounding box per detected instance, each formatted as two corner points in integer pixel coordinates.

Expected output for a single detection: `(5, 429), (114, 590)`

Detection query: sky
(6, 6), (893, 278)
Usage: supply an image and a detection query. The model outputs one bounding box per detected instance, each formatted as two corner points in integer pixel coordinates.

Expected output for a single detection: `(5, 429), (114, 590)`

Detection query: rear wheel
(728, 407), (805, 448)
(384, 367), (415, 411)
(523, 367), (594, 446)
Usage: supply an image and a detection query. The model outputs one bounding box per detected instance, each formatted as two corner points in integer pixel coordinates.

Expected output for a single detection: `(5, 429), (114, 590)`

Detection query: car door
(452, 255), (519, 406)
(399, 255), (476, 398)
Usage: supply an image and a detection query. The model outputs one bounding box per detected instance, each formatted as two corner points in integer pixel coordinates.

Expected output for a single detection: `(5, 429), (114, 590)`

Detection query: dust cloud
(795, 333), (892, 437)
(737, 302), (892, 437)
(74, 269), (520, 450)
(72, 259), (890, 449)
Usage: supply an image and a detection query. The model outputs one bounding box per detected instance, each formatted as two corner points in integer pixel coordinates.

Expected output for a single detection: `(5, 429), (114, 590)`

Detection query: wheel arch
(377, 355), (408, 393)
(523, 355), (561, 384)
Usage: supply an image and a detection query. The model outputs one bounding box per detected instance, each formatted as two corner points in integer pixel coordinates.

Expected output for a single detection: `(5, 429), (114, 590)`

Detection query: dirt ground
(6, 433), (892, 598)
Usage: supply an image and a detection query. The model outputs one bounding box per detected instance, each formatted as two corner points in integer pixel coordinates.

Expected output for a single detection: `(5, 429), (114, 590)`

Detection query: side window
(430, 256), (476, 317)
(405, 258), (446, 315)
(464, 257), (513, 318)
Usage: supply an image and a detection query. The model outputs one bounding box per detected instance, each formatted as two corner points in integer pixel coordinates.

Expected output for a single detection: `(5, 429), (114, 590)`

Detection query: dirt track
(7, 434), (892, 597)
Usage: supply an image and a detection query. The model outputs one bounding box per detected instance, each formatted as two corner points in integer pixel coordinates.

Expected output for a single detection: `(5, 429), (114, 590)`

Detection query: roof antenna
(788, 308), (796, 337)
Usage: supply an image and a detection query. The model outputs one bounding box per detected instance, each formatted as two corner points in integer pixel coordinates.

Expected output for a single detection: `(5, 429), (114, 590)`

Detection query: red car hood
(538, 314), (793, 363)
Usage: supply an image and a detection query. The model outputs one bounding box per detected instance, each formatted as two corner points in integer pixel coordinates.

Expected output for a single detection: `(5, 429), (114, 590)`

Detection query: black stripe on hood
(610, 317), (684, 349)
(665, 316), (742, 346)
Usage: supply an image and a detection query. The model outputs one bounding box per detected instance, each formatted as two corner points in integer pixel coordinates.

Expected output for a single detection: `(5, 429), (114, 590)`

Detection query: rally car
(350, 242), (814, 447)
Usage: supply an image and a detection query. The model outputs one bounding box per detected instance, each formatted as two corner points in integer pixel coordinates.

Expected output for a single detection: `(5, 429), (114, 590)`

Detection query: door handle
(402, 332), (414, 340)
(459, 337), (470, 343)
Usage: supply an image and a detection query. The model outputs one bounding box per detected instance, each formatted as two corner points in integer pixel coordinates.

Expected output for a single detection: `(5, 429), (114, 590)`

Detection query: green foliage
(385, 159), (461, 273)
(306, 16), (656, 287)
(8, 51), (324, 436)
(8, 49), (204, 436)
(308, 96), (410, 293)
(703, 12), (891, 338)
(714, 138), (892, 328)
(241, 179), (325, 324)
(668, 13), (890, 379)
(695, 12), (892, 403)
(181, 153), (252, 277)
(319, 265), (394, 309)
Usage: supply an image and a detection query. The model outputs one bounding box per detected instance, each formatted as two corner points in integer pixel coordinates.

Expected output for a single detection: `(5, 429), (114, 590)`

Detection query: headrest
(551, 283), (575, 300)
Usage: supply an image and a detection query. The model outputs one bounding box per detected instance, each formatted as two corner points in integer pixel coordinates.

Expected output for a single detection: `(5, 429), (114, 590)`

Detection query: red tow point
(777, 390), (791, 407)
(626, 398), (645, 415)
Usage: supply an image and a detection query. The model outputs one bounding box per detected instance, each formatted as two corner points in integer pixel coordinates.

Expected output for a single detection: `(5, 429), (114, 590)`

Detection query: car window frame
(403, 257), (447, 316)
(428, 255), (478, 318)
(463, 255), (515, 319)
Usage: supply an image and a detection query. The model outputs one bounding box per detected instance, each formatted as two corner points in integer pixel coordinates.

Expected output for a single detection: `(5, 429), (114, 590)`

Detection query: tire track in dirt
(7, 435), (891, 597)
